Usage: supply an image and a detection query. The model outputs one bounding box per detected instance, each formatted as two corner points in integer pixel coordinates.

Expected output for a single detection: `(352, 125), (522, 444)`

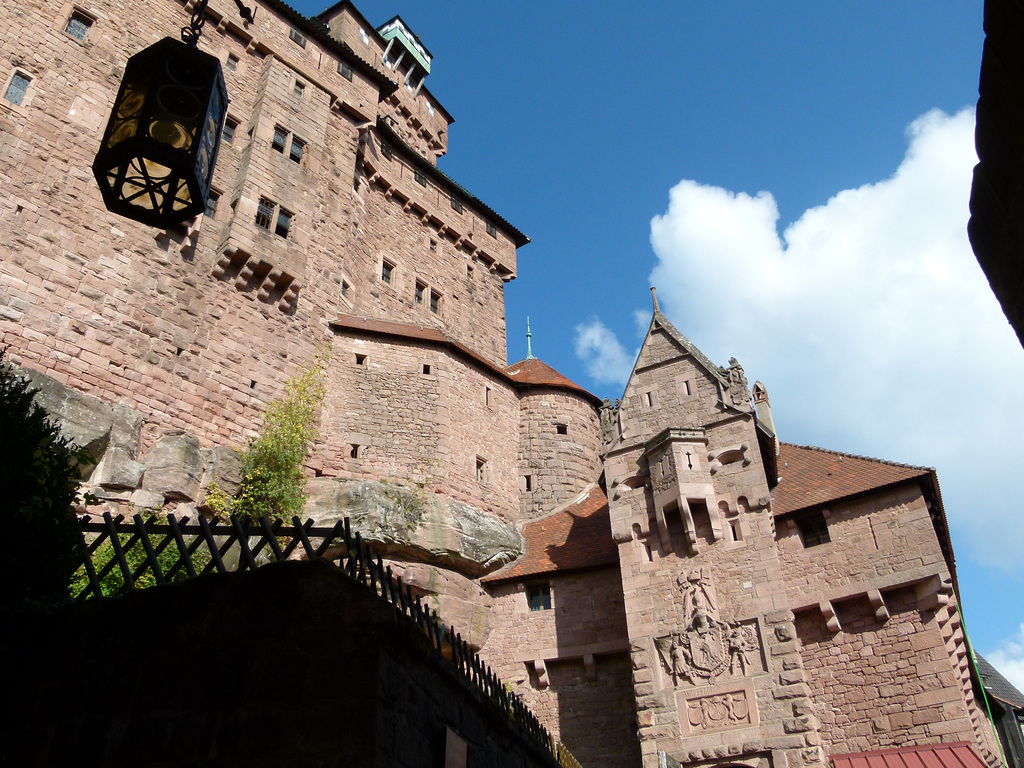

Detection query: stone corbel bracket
(532, 659), (549, 689)
(819, 600), (841, 633)
(707, 442), (752, 475)
(213, 248), (301, 312)
(867, 589), (889, 623)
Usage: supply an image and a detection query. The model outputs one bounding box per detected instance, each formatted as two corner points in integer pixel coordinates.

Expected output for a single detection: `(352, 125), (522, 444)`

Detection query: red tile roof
(482, 486), (618, 582)
(772, 443), (932, 516)
(831, 742), (987, 768)
(504, 358), (601, 404)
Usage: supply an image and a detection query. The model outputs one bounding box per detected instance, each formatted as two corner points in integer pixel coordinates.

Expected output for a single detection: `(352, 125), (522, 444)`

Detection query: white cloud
(987, 625), (1024, 694)
(580, 107), (1024, 571)
(574, 318), (636, 387)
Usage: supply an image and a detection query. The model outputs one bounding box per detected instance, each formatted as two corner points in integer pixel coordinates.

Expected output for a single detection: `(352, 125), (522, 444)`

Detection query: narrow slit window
(475, 457), (487, 483)
(797, 512), (830, 548)
(429, 239), (437, 253)
(523, 475), (533, 492)
(429, 290), (440, 314)
(255, 197), (275, 230)
(527, 583), (551, 612)
(222, 117), (238, 145)
(349, 444), (360, 459)
(204, 190), (220, 219)
(274, 208), (292, 239)
(293, 80), (305, 97)
(226, 54), (239, 71)
(4, 73), (30, 106)
(340, 280), (350, 298)
(65, 10), (93, 42)
(414, 281), (425, 304)
(381, 260), (394, 285)
(643, 391), (654, 407)
(484, 387), (492, 407)
(289, 137), (305, 164)
(272, 126), (288, 153)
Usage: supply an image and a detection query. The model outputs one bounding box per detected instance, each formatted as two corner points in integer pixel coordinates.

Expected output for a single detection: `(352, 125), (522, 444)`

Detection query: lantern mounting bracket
(181, 0), (257, 46)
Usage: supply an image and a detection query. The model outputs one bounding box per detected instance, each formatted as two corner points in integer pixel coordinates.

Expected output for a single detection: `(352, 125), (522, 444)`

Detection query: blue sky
(295, 1), (1024, 685)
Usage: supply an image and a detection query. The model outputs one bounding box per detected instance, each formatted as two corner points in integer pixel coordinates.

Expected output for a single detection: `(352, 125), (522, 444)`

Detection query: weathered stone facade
(0, 1), (1002, 767)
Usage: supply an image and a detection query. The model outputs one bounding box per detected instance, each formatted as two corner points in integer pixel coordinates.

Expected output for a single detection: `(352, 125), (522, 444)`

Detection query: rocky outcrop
(141, 430), (204, 501)
(20, 368), (142, 480)
(304, 478), (523, 578)
(385, 561), (494, 649)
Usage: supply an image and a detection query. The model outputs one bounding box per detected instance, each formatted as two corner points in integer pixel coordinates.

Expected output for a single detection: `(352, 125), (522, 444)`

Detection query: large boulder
(19, 367), (144, 483)
(386, 561), (494, 649)
(304, 478), (522, 578)
(141, 430), (204, 501)
(197, 446), (243, 509)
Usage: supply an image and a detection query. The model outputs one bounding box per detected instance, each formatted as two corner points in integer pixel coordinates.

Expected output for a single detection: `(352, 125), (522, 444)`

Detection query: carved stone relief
(682, 687), (755, 733)
(655, 568), (761, 687)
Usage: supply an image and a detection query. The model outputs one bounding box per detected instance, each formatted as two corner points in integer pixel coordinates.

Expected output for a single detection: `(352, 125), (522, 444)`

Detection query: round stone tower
(505, 357), (604, 522)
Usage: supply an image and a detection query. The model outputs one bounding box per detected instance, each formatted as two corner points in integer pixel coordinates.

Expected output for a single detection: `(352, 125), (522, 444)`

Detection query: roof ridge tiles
(779, 441), (934, 473)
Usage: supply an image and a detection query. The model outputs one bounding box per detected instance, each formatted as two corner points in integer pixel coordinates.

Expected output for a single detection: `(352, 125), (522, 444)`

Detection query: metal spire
(526, 317), (535, 359)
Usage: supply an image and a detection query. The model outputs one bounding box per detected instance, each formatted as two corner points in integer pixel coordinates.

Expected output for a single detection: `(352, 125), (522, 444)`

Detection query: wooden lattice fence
(74, 512), (580, 768)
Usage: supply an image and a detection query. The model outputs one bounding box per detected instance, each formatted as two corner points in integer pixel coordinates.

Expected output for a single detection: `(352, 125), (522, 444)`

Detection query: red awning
(832, 742), (988, 768)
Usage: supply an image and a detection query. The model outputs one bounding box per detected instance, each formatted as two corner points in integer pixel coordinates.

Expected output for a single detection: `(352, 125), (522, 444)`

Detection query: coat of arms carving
(655, 568), (759, 687)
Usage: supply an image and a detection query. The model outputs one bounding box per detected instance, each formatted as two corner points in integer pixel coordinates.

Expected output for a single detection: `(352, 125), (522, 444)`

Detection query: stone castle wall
(795, 586), (976, 754)
(319, 335), (521, 522)
(482, 568), (640, 768)
(517, 389), (603, 520)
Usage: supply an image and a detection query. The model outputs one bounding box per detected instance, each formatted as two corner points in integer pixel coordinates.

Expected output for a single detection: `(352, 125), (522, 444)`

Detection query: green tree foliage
(0, 348), (89, 604)
(222, 351), (328, 522)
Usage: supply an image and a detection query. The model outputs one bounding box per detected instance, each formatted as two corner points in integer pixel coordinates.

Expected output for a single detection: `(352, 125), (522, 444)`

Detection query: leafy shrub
(225, 350), (328, 522)
(0, 348), (90, 604)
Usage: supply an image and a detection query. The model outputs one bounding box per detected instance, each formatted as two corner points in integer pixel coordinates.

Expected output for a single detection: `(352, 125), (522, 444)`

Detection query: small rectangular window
(475, 457), (487, 483)
(341, 280), (350, 297)
(556, 423), (567, 435)
(289, 27), (307, 48)
(414, 281), (425, 304)
(381, 260), (394, 284)
(643, 391), (654, 408)
(65, 10), (93, 42)
(797, 512), (831, 548)
(450, 195), (463, 213)
(467, 265), (474, 279)
(204, 190), (220, 219)
(422, 364), (431, 375)
(527, 583), (551, 612)
(289, 136), (305, 164)
(523, 475), (533, 492)
(4, 73), (30, 106)
(337, 60), (353, 81)
(294, 80), (305, 97)
(274, 208), (292, 238)
(381, 144), (393, 160)
(429, 290), (440, 314)
(272, 126), (288, 153)
(226, 54), (239, 71)
(414, 169), (426, 186)
(429, 239), (437, 253)
(349, 444), (360, 458)
(255, 197), (275, 230)
(223, 117), (238, 145)
(355, 354), (367, 366)
(484, 387), (492, 407)
(486, 221), (497, 238)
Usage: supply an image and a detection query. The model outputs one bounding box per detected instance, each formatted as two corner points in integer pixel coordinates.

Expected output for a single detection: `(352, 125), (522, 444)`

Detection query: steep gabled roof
(482, 486), (617, 583)
(976, 653), (1024, 710)
(504, 358), (601, 406)
(636, 290), (729, 390)
(772, 443), (933, 516)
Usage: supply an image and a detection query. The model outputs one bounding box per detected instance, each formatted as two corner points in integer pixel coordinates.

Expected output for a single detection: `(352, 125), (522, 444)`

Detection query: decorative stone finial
(526, 317), (535, 359)
(651, 286), (660, 313)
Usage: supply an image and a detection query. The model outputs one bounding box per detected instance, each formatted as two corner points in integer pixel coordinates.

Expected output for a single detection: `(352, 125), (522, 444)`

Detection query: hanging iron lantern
(92, 32), (228, 228)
